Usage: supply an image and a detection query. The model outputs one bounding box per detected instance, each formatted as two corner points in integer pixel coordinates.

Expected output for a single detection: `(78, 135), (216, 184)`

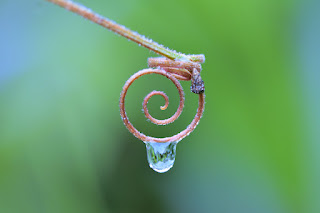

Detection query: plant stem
(46, 0), (205, 63)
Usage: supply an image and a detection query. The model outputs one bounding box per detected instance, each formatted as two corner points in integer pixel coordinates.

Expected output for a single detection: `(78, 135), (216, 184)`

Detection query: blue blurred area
(0, 0), (319, 213)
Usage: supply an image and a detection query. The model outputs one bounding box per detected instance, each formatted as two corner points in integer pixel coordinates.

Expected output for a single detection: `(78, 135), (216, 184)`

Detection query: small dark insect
(191, 68), (205, 94)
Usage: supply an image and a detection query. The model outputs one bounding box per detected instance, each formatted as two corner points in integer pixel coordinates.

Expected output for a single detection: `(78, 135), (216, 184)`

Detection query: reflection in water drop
(145, 141), (177, 173)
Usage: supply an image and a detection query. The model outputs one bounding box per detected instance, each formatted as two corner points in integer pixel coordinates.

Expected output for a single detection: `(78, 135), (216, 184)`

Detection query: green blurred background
(0, 0), (319, 212)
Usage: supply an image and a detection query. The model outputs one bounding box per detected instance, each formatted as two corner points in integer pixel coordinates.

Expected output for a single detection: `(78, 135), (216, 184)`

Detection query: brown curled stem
(119, 69), (205, 143)
(143, 91), (183, 125)
(148, 57), (202, 73)
(148, 57), (204, 81)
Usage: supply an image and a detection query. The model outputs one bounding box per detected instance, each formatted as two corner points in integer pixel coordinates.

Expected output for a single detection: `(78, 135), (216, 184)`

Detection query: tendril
(45, 0), (206, 144)
(119, 68), (205, 143)
(143, 90), (183, 125)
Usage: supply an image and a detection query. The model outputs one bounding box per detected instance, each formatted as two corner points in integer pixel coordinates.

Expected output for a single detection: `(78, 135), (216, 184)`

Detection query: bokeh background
(0, 0), (319, 212)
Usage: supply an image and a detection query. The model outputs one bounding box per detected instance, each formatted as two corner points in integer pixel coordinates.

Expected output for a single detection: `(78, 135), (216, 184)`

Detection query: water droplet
(145, 141), (177, 173)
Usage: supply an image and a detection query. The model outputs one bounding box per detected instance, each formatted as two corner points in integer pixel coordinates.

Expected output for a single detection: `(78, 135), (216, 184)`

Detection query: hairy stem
(46, 0), (205, 63)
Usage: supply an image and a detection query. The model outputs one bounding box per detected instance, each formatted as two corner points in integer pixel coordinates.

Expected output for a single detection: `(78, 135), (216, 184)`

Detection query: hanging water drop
(145, 141), (177, 173)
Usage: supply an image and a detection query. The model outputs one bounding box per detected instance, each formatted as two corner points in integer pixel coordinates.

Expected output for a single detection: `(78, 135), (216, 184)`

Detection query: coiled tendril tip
(120, 57), (205, 143)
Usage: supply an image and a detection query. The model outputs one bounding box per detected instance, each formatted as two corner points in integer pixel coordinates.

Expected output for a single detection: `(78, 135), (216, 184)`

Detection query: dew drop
(145, 141), (177, 173)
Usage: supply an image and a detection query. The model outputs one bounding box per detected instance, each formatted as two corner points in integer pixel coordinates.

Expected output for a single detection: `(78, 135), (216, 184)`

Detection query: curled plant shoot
(46, 0), (206, 173)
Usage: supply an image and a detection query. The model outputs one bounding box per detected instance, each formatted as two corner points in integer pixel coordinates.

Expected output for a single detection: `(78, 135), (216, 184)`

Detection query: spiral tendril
(143, 90), (183, 125)
(119, 68), (205, 143)
(44, 0), (205, 144)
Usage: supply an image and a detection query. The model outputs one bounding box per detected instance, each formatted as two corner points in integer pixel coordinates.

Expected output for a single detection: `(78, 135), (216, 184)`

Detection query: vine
(46, 0), (206, 143)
